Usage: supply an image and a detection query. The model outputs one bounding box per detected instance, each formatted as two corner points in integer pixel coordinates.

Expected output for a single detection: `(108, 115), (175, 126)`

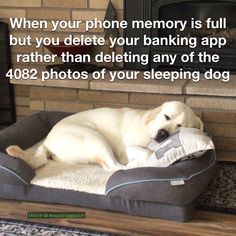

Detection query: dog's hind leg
(6, 142), (49, 169)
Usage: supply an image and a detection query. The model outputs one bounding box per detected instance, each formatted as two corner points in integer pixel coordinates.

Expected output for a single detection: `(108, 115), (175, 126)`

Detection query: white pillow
(147, 127), (215, 168)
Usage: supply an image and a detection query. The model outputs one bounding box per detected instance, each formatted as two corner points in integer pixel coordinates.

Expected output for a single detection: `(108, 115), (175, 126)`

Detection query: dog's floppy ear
(196, 117), (204, 131)
(144, 106), (162, 124)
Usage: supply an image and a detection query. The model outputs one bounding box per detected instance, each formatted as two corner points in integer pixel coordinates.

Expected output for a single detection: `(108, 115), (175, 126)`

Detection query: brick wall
(14, 85), (30, 120)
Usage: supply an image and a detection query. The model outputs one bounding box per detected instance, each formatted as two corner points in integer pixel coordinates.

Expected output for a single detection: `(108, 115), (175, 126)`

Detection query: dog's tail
(6, 144), (49, 169)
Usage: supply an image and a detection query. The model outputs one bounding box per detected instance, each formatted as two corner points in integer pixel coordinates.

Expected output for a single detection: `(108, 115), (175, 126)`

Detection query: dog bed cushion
(31, 160), (113, 194)
(0, 111), (216, 222)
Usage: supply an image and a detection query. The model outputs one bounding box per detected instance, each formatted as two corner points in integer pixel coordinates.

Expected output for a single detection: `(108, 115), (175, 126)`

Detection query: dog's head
(145, 101), (203, 143)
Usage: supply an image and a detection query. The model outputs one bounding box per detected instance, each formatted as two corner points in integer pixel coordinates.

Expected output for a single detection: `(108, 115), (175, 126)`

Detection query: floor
(0, 200), (235, 236)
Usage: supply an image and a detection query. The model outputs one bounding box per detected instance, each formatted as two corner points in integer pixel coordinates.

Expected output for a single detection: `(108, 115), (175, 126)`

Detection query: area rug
(197, 161), (236, 214)
(0, 218), (118, 236)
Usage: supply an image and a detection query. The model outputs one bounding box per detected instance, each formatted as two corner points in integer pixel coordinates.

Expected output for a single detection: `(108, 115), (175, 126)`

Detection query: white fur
(6, 101), (203, 171)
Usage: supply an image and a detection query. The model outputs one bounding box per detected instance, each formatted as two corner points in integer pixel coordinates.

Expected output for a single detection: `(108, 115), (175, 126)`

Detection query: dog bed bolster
(106, 150), (215, 205)
(0, 112), (50, 152)
(0, 152), (35, 185)
(0, 111), (71, 152)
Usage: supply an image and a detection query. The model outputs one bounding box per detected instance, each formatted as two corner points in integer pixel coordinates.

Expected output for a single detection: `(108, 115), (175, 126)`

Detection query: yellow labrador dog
(6, 101), (203, 171)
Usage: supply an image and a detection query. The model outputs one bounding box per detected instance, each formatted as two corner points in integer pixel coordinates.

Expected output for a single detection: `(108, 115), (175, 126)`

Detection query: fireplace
(124, 0), (236, 70)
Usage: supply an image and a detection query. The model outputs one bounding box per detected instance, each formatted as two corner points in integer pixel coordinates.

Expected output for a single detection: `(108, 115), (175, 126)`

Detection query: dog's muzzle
(154, 129), (170, 143)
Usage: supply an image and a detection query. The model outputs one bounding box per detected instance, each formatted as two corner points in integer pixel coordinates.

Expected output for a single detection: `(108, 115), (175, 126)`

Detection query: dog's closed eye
(177, 124), (182, 128)
(164, 114), (171, 121)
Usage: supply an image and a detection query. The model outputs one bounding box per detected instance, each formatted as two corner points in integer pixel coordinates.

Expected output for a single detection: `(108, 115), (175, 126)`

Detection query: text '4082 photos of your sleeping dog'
(6, 17), (231, 83)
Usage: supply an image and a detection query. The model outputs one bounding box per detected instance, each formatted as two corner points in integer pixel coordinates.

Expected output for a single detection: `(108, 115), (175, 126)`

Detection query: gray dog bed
(0, 111), (216, 222)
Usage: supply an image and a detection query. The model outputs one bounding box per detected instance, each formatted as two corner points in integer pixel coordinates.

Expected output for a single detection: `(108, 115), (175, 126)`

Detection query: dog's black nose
(155, 129), (170, 143)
